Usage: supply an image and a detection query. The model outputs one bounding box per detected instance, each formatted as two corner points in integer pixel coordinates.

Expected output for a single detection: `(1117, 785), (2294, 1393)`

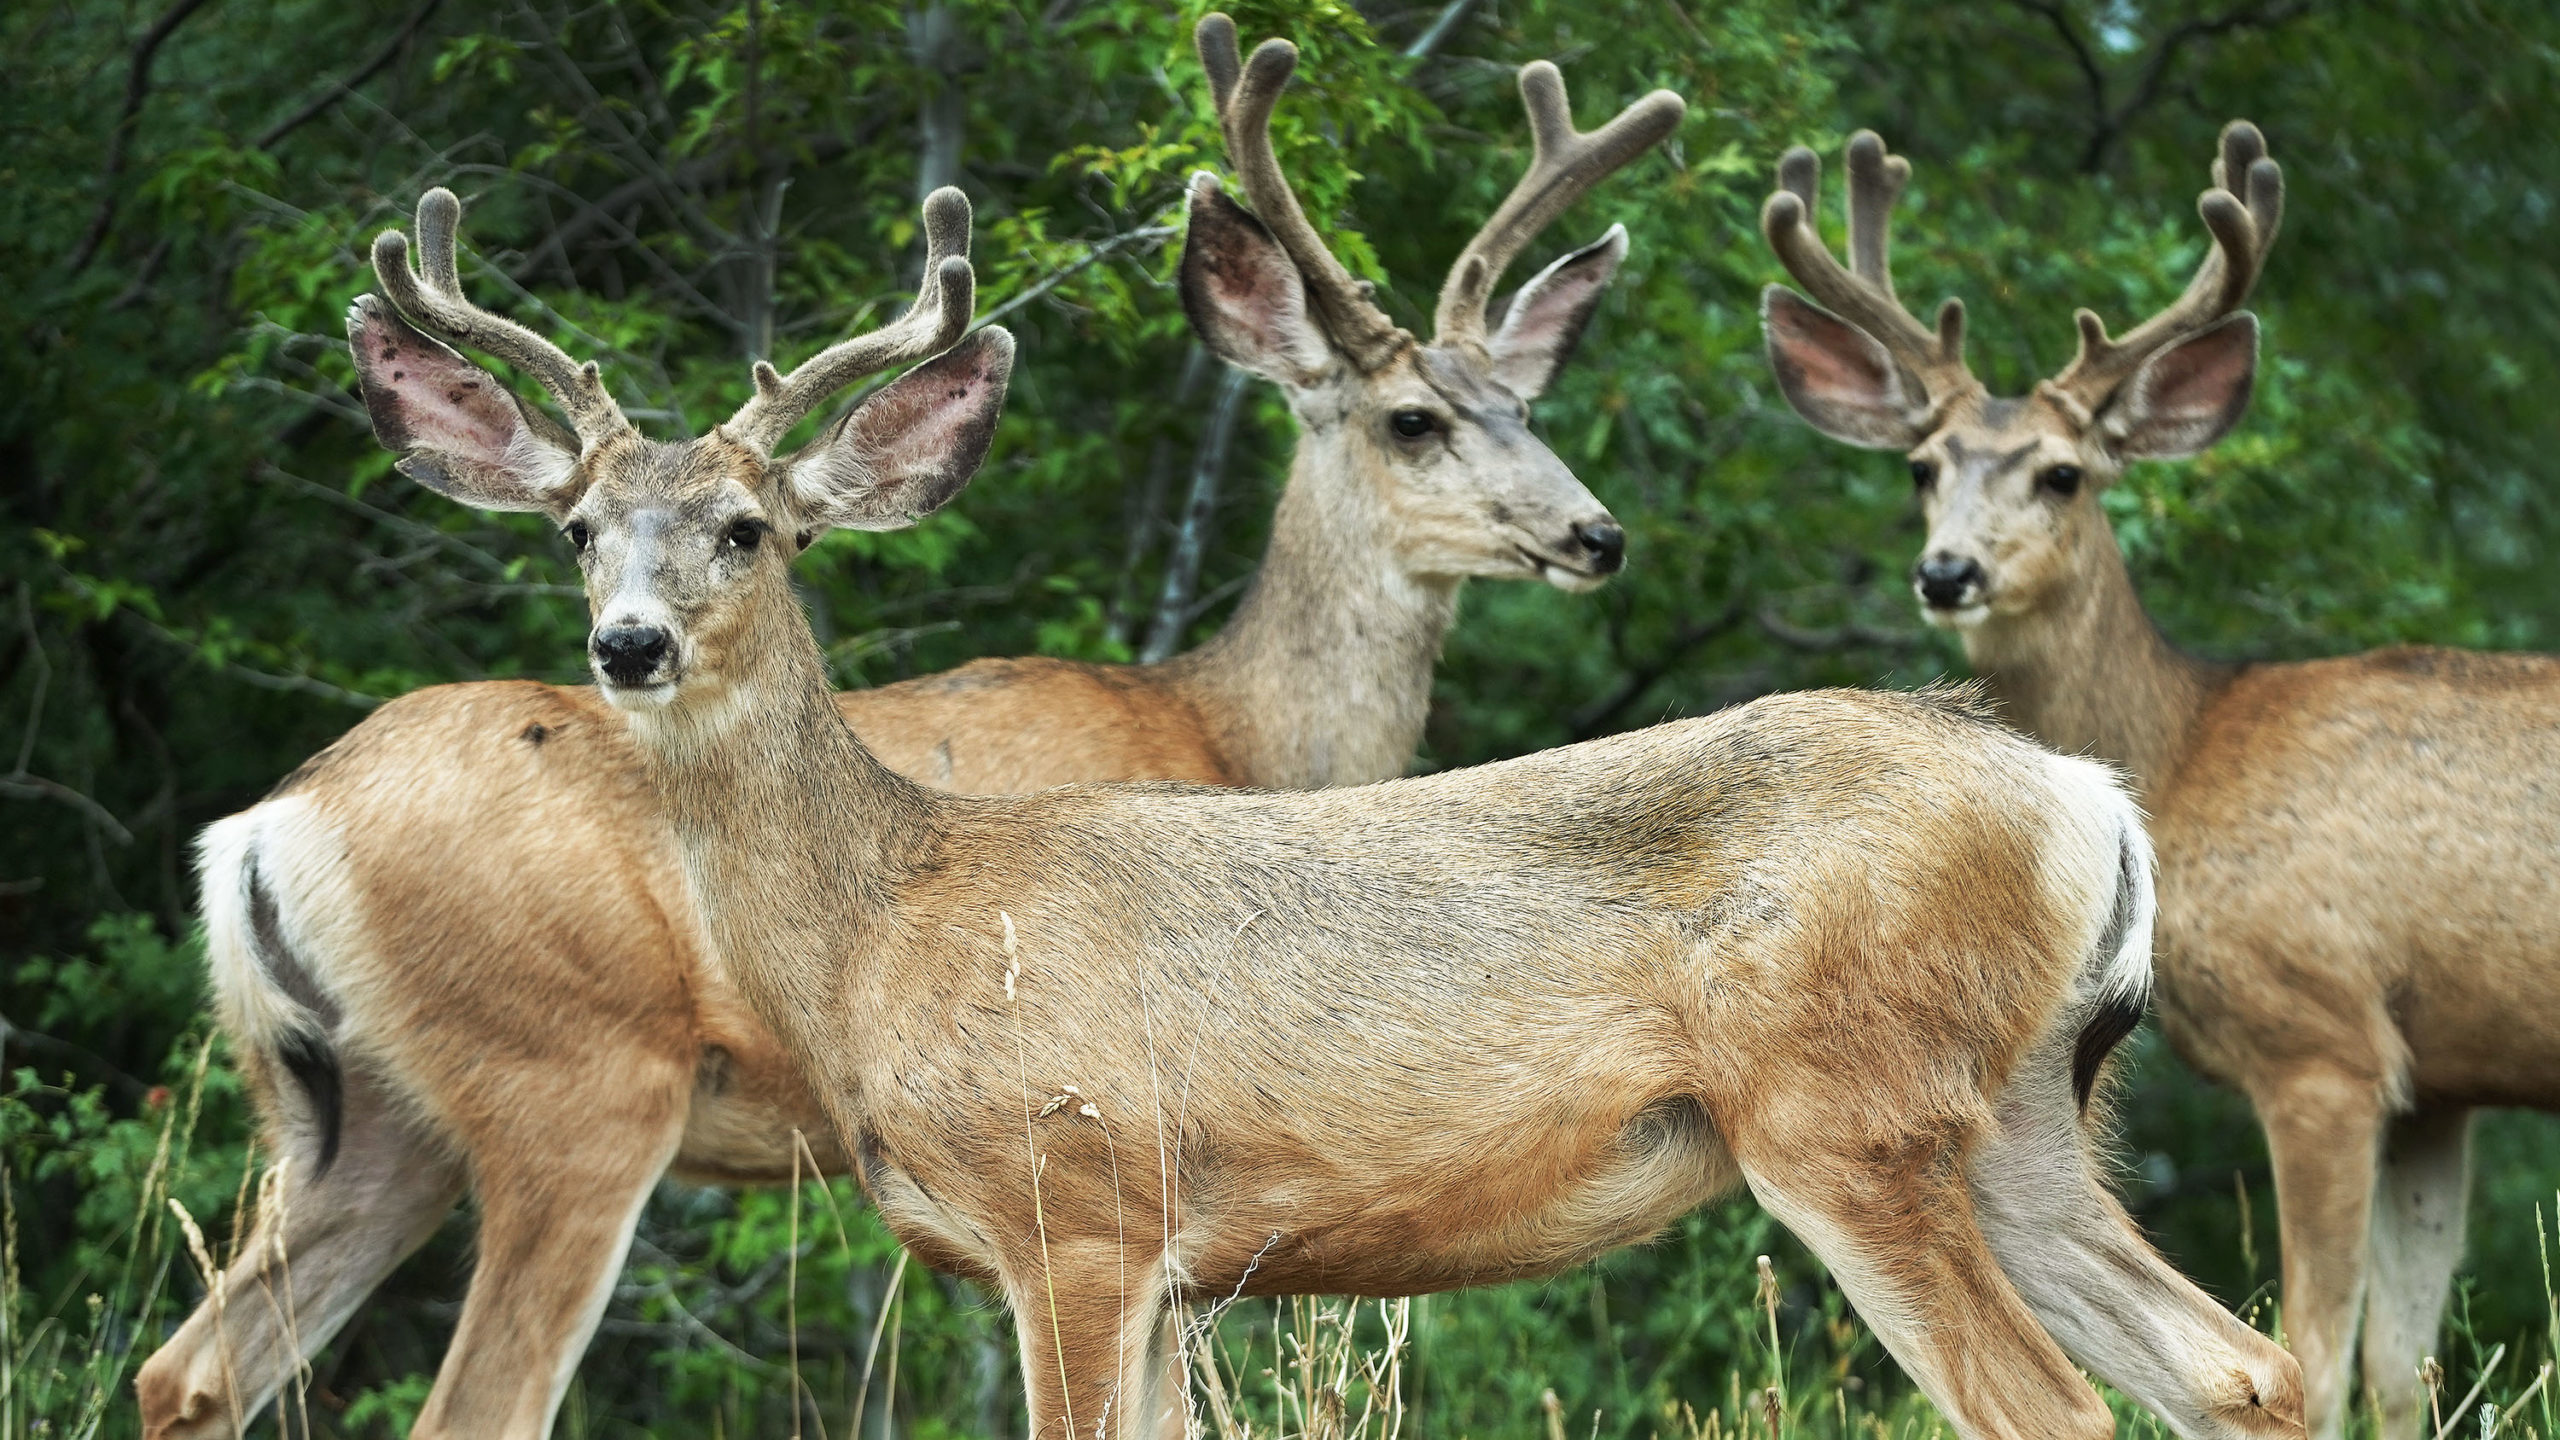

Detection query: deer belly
(1240, 1096), (1737, 1297)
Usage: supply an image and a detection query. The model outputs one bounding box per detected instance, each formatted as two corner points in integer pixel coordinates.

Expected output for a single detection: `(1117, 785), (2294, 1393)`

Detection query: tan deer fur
(449, 364), (2306, 1440)
(1762, 123), (2551, 1440)
(139, 38), (1673, 1437)
(312, 22), (2312, 1440)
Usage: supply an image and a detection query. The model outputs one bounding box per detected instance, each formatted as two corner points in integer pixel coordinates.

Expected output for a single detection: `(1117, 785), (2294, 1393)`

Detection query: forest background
(4, 0), (2557, 1434)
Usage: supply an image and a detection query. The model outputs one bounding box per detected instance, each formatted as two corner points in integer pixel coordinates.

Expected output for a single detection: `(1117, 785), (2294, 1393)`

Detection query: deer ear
(347, 297), (584, 516)
(1761, 286), (1929, 451)
(2101, 314), (2258, 460)
(784, 328), (1013, 535)
(1180, 174), (1338, 387)
(1486, 225), (1627, 402)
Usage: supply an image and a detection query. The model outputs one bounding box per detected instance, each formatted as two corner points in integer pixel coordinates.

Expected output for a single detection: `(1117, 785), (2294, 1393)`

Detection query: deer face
(1771, 315), (2259, 630)
(1900, 394), (2123, 628)
(1183, 21), (1680, 598)
(353, 305), (1012, 708)
(346, 184), (1010, 713)
(1181, 183), (1631, 594)
(1756, 126), (2277, 632)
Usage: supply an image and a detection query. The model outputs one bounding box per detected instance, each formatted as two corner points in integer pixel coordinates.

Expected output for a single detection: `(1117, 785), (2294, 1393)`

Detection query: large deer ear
(347, 296), (584, 515)
(1486, 226), (1627, 402)
(1760, 286), (1930, 450)
(1179, 174), (1339, 388)
(2100, 314), (2258, 460)
(783, 327), (1013, 535)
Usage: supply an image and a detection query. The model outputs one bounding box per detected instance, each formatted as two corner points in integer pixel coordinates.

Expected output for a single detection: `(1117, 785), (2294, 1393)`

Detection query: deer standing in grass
(306, 17), (2306, 1440)
(138, 45), (1676, 1440)
(1760, 122), (2558, 1440)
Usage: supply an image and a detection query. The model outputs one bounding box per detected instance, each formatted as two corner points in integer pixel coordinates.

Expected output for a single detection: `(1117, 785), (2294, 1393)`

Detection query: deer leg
(2258, 1068), (2388, 1440)
(406, 1062), (690, 1440)
(2360, 1105), (2472, 1440)
(137, 1067), (464, 1440)
(1733, 1118), (2116, 1440)
(1007, 1242), (1173, 1440)
(1967, 1075), (2304, 1439)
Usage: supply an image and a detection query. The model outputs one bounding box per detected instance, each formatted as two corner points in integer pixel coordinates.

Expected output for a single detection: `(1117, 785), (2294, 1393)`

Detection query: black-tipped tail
(274, 1028), (343, 1172)
(245, 857), (345, 1176)
(2071, 828), (2153, 1111)
(2071, 992), (2144, 1111)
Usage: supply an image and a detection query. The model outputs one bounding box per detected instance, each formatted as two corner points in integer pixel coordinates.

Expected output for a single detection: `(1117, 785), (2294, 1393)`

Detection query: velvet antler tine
(1759, 132), (1973, 402)
(2050, 122), (2282, 409)
(368, 189), (630, 448)
(1195, 14), (1411, 372)
(1432, 62), (1684, 349)
(725, 190), (980, 453)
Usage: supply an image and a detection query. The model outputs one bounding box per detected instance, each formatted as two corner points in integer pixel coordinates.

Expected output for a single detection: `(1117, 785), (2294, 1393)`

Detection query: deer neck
(1960, 517), (2226, 805)
(623, 574), (936, 1059)
(1166, 443), (1458, 789)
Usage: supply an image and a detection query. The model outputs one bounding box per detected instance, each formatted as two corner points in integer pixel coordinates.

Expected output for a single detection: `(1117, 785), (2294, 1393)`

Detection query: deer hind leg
(2258, 1067), (2389, 1440)
(405, 1054), (691, 1440)
(1007, 1242), (1173, 1440)
(2360, 1105), (2472, 1440)
(1733, 1113), (2115, 1440)
(1967, 1067), (2304, 1439)
(137, 1065), (464, 1440)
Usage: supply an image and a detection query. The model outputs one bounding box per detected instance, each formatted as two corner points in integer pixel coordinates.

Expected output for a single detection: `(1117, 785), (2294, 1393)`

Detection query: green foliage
(4, 0), (2558, 1435)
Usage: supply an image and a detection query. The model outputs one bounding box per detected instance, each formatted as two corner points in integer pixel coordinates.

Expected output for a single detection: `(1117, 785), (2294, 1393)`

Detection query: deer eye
(1389, 409), (1437, 440)
(724, 519), (767, 552)
(1909, 459), (1938, 490)
(563, 520), (592, 552)
(2036, 464), (2084, 498)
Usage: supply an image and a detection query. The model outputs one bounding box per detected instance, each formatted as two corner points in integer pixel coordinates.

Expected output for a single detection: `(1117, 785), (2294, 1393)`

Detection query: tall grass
(5, 1038), (2554, 1440)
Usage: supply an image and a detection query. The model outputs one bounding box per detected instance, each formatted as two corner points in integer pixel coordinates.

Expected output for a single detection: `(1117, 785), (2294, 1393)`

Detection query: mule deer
(139, 39), (1678, 1440)
(327, 19), (2303, 1440)
(1760, 122), (2556, 1440)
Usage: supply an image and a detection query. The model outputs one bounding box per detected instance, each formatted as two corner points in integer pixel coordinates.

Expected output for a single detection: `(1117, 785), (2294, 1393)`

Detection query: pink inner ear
(1772, 304), (1893, 400)
(1499, 268), (1603, 352)
(353, 305), (526, 462)
(2147, 328), (2254, 418)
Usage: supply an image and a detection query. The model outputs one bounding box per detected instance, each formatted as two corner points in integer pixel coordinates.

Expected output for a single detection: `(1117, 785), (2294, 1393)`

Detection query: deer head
(347, 186), (1013, 713)
(1184, 14), (1683, 592)
(1760, 124), (2281, 627)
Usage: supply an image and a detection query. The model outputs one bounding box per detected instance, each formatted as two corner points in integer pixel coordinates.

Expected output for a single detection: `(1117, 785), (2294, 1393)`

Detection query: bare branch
(972, 225), (1178, 333)
(251, 0), (443, 151)
(259, 464), (519, 578)
(1754, 602), (1928, 654)
(2016, 0), (2314, 173)
(1403, 0), (1484, 59)
(1570, 593), (1746, 739)
(65, 0), (220, 273)
(0, 1014), (152, 1104)
(1143, 366), (1251, 663)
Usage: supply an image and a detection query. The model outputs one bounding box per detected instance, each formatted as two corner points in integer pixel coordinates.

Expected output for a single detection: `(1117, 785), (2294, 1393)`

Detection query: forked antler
(2043, 121), (2283, 415)
(1762, 131), (1976, 405)
(1195, 15), (1681, 368)
(372, 190), (633, 449)
(1196, 14), (1410, 371)
(372, 186), (979, 456)
(726, 186), (979, 452)
(1433, 63), (1683, 351)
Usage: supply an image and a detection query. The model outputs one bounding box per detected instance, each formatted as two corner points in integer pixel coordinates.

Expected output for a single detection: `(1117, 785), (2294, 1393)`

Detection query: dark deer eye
(563, 520), (592, 552)
(1909, 459), (1938, 489)
(2037, 464), (2085, 498)
(1389, 409), (1436, 439)
(725, 519), (766, 552)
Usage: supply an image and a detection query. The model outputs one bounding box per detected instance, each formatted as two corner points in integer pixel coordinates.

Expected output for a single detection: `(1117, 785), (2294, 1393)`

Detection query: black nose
(1913, 553), (1986, 609)
(1573, 520), (1626, 574)
(591, 625), (670, 686)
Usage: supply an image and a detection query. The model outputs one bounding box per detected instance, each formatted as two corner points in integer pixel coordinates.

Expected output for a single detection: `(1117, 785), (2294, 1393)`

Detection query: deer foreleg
(2259, 1068), (2388, 1440)
(2361, 1105), (2472, 1440)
